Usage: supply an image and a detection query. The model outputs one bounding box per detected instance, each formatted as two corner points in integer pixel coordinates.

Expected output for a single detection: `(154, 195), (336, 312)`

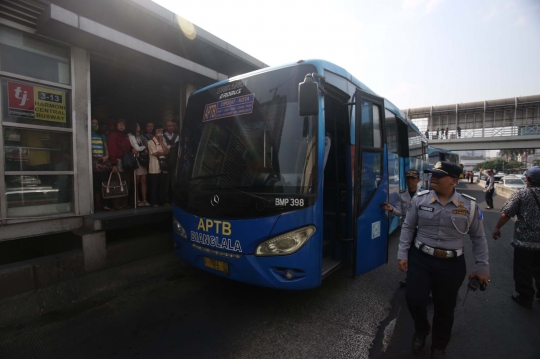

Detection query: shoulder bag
(120, 141), (139, 171)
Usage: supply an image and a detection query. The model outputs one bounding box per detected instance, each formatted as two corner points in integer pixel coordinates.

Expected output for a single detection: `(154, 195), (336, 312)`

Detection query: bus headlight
(255, 226), (316, 256)
(173, 218), (187, 239)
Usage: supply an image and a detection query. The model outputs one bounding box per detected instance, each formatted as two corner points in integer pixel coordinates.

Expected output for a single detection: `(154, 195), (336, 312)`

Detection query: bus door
(322, 87), (352, 276)
(352, 90), (389, 275)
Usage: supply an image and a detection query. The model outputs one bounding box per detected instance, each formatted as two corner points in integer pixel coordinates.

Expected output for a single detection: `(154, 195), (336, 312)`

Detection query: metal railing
(425, 125), (540, 140)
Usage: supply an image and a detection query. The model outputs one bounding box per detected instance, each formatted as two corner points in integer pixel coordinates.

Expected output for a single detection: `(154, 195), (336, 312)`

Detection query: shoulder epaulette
(461, 193), (476, 201)
(399, 189), (407, 193)
(417, 190), (430, 196)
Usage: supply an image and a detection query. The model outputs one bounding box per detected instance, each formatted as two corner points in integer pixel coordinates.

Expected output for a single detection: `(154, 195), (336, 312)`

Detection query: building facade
(0, 1), (266, 256)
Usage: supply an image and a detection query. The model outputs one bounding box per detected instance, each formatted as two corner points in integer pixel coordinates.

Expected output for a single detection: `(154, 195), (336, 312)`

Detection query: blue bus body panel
(173, 205), (322, 289)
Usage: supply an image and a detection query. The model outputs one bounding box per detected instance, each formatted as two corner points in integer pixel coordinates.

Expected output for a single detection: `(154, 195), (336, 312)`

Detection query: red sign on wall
(8, 82), (35, 117)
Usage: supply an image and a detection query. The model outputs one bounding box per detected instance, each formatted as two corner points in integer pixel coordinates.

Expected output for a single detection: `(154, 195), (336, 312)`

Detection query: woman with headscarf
(106, 118), (133, 209)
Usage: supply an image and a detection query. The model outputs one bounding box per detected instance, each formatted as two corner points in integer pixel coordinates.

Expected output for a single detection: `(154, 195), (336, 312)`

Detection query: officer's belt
(414, 239), (463, 258)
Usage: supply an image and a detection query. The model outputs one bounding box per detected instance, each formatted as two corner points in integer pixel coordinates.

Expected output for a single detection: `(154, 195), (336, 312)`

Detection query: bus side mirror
(298, 75), (319, 116)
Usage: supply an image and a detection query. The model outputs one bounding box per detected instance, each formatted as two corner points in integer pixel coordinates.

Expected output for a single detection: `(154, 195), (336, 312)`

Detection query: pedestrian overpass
(402, 95), (540, 151)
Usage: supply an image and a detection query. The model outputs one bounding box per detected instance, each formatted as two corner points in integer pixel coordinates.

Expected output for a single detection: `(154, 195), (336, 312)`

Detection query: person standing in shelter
(141, 121), (154, 148)
(107, 119), (133, 210)
(91, 119), (112, 211)
(382, 169), (422, 287)
(425, 129), (429, 139)
(457, 126), (461, 138)
(492, 166), (540, 308)
(398, 161), (489, 359)
(140, 121), (155, 204)
(148, 124), (170, 207)
(436, 128), (440, 139)
(485, 169), (495, 209)
(445, 127), (449, 139)
(164, 120), (179, 204)
(128, 121), (150, 207)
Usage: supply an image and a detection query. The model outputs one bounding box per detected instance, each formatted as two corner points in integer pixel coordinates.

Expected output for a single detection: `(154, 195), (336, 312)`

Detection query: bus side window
(360, 100), (382, 148)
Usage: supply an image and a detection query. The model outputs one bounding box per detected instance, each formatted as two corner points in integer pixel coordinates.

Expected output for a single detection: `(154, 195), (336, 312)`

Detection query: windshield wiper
(208, 185), (272, 203)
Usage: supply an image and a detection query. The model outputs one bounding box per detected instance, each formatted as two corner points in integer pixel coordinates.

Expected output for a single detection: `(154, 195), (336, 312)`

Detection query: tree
(498, 149), (520, 161)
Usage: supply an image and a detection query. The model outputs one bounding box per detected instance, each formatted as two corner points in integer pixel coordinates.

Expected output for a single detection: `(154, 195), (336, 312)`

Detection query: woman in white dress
(128, 121), (150, 206)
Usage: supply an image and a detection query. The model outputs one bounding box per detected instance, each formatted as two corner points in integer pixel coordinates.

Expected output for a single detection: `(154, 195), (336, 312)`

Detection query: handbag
(120, 142), (139, 171)
(102, 172), (128, 199)
(92, 156), (112, 172)
(137, 150), (150, 168)
(158, 156), (169, 172)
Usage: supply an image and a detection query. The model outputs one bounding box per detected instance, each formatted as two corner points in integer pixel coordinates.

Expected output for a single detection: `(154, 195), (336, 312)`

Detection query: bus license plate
(203, 257), (229, 274)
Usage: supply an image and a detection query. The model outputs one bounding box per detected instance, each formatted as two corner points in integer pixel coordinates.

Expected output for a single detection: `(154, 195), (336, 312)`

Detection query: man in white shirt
(163, 120), (179, 203)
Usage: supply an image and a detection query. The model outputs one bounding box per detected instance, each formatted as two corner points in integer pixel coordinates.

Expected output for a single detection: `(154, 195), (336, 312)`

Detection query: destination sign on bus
(203, 94), (255, 122)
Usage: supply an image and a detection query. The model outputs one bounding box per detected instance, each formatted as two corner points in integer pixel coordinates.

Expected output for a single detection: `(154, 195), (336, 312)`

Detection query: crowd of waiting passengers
(90, 118), (180, 211)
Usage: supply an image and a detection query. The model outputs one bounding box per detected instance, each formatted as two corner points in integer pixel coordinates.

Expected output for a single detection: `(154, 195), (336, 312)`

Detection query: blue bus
(172, 60), (428, 289)
(428, 146), (460, 167)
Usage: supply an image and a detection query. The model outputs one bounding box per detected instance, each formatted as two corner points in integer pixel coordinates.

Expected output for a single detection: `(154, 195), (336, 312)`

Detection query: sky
(152, 0), (540, 111)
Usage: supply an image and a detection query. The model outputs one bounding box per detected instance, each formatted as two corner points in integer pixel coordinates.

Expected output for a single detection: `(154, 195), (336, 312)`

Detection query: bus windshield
(175, 64), (318, 217)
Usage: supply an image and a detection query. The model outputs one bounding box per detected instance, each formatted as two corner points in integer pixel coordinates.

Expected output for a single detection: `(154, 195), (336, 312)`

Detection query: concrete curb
(0, 251), (185, 328)
(477, 179), (516, 199)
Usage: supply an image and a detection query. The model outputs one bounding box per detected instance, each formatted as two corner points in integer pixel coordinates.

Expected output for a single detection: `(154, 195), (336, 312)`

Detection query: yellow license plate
(203, 257), (229, 274)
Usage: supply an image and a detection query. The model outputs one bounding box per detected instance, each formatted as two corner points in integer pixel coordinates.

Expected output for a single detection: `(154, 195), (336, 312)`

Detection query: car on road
(493, 174), (504, 183)
(500, 176), (525, 189)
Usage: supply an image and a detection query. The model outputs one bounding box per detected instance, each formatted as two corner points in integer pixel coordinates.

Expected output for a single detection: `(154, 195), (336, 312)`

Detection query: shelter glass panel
(5, 174), (74, 217)
(3, 128), (73, 171)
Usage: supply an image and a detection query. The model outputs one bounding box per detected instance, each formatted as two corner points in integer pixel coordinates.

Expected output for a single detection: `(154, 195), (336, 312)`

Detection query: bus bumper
(173, 234), (321, 290)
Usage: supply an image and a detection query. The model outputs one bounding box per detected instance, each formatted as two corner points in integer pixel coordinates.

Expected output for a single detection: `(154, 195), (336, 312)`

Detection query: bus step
(322, 256), (342, 278)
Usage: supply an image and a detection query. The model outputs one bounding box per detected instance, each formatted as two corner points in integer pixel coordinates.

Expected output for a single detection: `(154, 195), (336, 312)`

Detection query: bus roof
(193, 59), (412, 117)
(191, 59), (423, 138)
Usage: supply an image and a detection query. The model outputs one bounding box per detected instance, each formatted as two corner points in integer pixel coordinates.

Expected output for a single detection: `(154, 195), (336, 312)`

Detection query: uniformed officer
(382, 169), (422, 287)
(398, 161), (490, 359)
(382, 169), (422, 218)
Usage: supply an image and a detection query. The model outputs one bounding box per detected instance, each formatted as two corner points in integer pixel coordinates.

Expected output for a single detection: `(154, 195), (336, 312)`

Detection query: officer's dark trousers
(406, 245), (466, 350)
(514, 247), (540, 302)
(485, 189), (494, 208)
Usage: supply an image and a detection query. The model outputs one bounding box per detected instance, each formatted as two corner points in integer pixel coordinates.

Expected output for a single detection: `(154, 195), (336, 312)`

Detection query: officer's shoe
(399, 279), (407, 288)
(412, 331), (428, 354)
(431, 348), (446, 359)
(511, 293), (533, 308)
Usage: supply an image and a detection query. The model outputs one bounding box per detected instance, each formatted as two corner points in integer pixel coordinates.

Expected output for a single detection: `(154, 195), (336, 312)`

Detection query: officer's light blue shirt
(398, 189), (490, 275)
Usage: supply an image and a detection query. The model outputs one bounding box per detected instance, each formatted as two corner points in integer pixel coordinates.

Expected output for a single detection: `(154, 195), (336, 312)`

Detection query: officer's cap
(525, 166), (540, 181)
(424, 161), (462, 178)
(405, 169), (420, 178)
